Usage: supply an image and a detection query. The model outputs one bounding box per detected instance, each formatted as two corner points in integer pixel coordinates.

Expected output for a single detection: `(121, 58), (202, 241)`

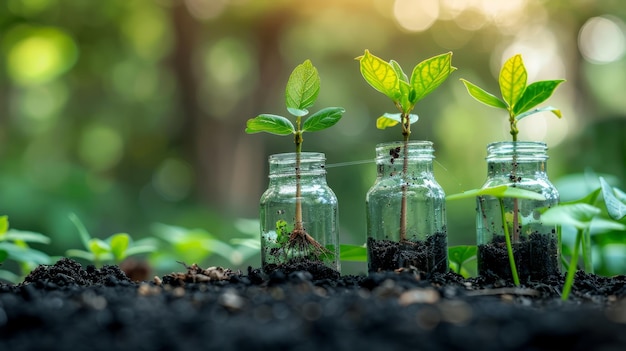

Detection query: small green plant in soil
(0, 215), (52, 283)
(357, 50), (455, 246)
(66, 213), (157, 267)
(245, 59), (345, 263)
(541, 177), (626, 300)
(448, 245), (477, 278)
(448, 185), (546, 286)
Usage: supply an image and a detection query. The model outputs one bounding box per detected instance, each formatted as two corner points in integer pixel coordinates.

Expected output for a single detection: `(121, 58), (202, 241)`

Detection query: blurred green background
(1, 0), (625, 275)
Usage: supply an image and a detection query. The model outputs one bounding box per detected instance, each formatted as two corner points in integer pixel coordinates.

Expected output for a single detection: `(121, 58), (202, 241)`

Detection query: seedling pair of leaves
(357, 50), (456, 139)
(0, 215), (51, 283)
(461, 54), (564, 141)
(66, 213), (156, 267)
(246, 60), (345, 262)
(540, 177), (626, 300)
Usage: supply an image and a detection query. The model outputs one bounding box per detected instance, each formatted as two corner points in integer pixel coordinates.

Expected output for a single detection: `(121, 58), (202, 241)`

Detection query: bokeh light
(579, 15), (626, 64)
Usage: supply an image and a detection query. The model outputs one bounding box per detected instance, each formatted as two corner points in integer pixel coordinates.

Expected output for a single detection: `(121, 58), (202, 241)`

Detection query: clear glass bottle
(366, 141), (448, 273)
(259, 152), (339, 274)
(476, 141), (560, 280)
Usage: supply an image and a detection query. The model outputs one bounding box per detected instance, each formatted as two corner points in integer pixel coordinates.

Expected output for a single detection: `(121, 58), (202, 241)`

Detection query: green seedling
(357, 50), (456, 240)
(448, 185), (546, 286)
(0, 215), (52, 283)
(600, 177), (626, 221)
(66, 213), (156, 267)
(460, 54), (564, 249)
(246, 59), (345, 258)
(541, 202), (625, 300)
(448, 245), (477, 278)
(460, 54), (564, 141)
(337, 244), (368, 262)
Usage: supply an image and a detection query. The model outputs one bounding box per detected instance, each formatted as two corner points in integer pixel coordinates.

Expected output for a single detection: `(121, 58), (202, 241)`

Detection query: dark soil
(368, 232), (448, 273)
(478, 232), (560, 281)
(1, 258), (626, 351)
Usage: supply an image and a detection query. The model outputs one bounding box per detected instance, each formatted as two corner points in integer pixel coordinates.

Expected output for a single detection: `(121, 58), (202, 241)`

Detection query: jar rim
(486, 141), (548, 161)
(269, 152), (326, 163)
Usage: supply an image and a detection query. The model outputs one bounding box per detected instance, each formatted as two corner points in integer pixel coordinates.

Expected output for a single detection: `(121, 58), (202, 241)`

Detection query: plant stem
(399, 113), (410, 241)
(294, 120), (304, 232)
(581, 228), (593, 273)
(562, 229), (582, 301)
(500, 197), (520, 286)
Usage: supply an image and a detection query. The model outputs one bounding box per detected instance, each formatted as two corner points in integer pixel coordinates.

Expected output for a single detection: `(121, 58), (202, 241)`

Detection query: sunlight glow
(393, 0), (439, 32)
(579, 16), (626, 64)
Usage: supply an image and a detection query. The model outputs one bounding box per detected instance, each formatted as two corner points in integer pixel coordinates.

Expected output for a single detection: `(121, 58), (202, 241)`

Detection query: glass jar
(366, 141), (448, 273)
(259, 152), (339, 274)
(476, 141), (560, 280)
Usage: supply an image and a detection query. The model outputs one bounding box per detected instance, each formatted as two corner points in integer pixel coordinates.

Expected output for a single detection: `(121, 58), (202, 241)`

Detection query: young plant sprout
(541, 178), (626, 301)
(460, 54), (564, 142)
(357, 50), (455, 241)
(448, 185), (546, 286)
(246, 59), (345, 263)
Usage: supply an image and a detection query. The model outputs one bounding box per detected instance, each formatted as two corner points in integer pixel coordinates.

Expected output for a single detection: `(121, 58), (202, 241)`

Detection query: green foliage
(357, 50), (456, 138)
(66, 213), (156, 266)
(448, 185), (547, 286)
(448, 245), (477, 278)
(0, 215), (52, 283)
(460, 54), (564, 141)
(338, 244), (367, 262)
(245, 59), (345, 151)
(446, 185), (546, 201)
(541, 186), (626, 300)
(600, 177), (626, 220)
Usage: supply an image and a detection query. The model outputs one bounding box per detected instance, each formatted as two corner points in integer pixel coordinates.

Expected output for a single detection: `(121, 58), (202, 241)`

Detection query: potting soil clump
(1, 258), (626, 351)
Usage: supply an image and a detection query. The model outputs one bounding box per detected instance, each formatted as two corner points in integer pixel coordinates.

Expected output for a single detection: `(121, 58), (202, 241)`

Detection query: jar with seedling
(458, 54), (565, 283)
(357, 50), (455, 273)
(245, 60), (345, 276)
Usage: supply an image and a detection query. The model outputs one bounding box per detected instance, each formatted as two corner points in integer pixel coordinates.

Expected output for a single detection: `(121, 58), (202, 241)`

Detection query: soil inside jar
(367, 232), (448, 273)
(478, 231), (559, 281)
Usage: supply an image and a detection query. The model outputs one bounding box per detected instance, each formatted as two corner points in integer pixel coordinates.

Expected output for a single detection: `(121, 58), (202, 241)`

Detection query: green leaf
(590, 217), (626, 234)
(109, 233), (130, 262)
(285, 59), (320, 112)
(448, 245), (477, 277)
(0, 216), (9, 236)
(302, 107), (345, 132)
(0, 242), (51, 265)
(375, 113), (418, 130)
(88, 238), (110, 256)
(600, 177), (626, 220)
(339, 244), (367, 262)
(499, 54), (527, 107)
(0, 249), (8, 263)
(358, 50), (401, 101)
(286, 107), (309, 117)
(540, 203), (601, 230)
(66, 249), (95, 262)
(245, 115), (295, 135)
(410, 52), (456, 104)
(513, 80), (565, 116)
(5, 230), (51, 244)
(561, 188), (601, 206)
(69, 213), (92, 249)
(460, 79), (507, 109)
(398, 80), (413, 111)
(447, 185), (546, 201)
(515, 106), (562, 121)
(390, 60), (408, 82)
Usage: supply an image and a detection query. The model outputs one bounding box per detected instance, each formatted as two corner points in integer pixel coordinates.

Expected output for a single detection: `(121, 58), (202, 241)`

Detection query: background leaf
(285, 59), (320, 111)
(109, 233), (130, 261)
(302, 107), (345, 132)
(358, 50), (400, 101)
(339, 244), (367, 262)
(447, 185), (546, 201)
(460, 79), (507, 109)
(540, 203), (601, 230)
(499, 54), (527, 108)
(513, 80), (565, 115)
(410, 52), (456, 104)
(600, 177), (626, 220)
(245, 115), (294, 135)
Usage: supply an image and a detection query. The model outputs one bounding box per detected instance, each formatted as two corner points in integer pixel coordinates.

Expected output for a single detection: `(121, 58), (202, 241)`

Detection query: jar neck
(375, 140), (435, 176)
(268, 152), (327, 182)
(486, 141), (549, 176)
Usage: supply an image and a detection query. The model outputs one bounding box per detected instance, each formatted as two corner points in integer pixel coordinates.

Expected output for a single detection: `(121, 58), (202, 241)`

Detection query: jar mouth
(486, 141), (548, 161)
(269, 152), (326, 164)
(268, 152), (327, 177)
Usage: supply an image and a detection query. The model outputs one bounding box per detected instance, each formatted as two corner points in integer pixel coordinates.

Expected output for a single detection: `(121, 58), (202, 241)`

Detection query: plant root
(286, 227), (329, 259)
